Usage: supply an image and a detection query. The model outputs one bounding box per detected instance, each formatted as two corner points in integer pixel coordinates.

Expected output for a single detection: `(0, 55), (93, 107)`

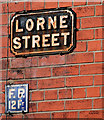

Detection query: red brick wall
(0, 0), (104, 119)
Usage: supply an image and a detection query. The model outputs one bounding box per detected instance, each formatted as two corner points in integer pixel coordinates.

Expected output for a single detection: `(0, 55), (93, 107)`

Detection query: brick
(65, 99), (92, 110)
(38, 101), (64, 111)
(95, 28), (104, 39)
(8, 2), (24, 13)
(73, 6), (94, 17)
(31, 91), (44, 101)
(0, 70), (6, 80)
(73, 88), (86, 99)
(8, 48), (15, 58)
(29, 102), (37, 112)
(0, 14), (8, 25)
(52, 65), (79, 76)
(79, 110), (104, 118)
(25, 67), (51, 78)
(93, 98), (104, 109)
(8, 69), (24, 79)
(102, 40), (104, 50)
(74, 41), (87, 52)
(24, 113), (50, 119)
(38, 78), (64, 89)
(7, 115), (23, 119)
(0, 25), (8, 36)
(52, 111), (78, 118)
(95, 52), (104, 62)
(59, 89), (72, 99)
(14, 80), (37, 90)
(88, 0), (101, 5)
(77, 19), (80, 29)
(25, 2), (31, 10)
(96, 5), (104, 16)
(0, 48), (7, 58)
(101, 86), (104, 97)
(39, 55), (65, 66)
(1, 3), (8, 13)
(45, 90), (57, 100)
(66, 53), (93, 64)
(94, 75), (104, 85)
(0, 104), (5, 113)
(0, 37), (8, 48)
(87, 87), (100, 97)
(0, 93), (5, 103)
(45, 1), (58, 8)
(66, 76), (93, 87)
(88, 40), (101, 51)
(81, 17), (104, 28)
(59, 0), (72, 7)
(80, 63), (103, 75)
(73, 0), (86, 6)
(0, 59), (9, 69)
(77, 29), (94, 40)
(32, 1), (44, 10)
(10, 57), (37, 68)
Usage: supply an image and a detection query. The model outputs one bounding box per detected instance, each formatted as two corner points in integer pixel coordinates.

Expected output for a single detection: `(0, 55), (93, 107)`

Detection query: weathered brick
(52, 65), (79, 76)
(45, 1), (58, 8)
(38, 101), (64, 111)
(38, 78), (64, 89)
(1, 3), (8, 13)
(66, 76), (93, 87)
(93, 98), (104, 109)
(0, 37), (8, 48)
(31, 91), (44, 101)
(32, 0), (44, 10)
(0, 70), (6, 80)
(88, 0), (101, 5)
(102, 40), (104, 50)
(73, 0), (86, 6)
(25, 2), (31, 10)
(74, 41), (87, 52)
(8, 2), (24, 13)
(79, 110), (104, 118)
(95, 28), (104, 39)
(82, 17), (104, 28)
(59, 0), (72, 7)
(0, 14), (8, 25)
(24, 113), (50, 119)
(77, 29), (94, 40)
(8, 69), (24, 79)
(80, 63), (103, 75)
(59, 89), (72, 99)
(66, 53), (93, 64)
(14, 80), (37, 90)
(96, 5), (104, 16)
(52, 111), (78, 118)
(101, 86), (104, 97)
(65, 99), (92, 110)
(88, 40), (101, 51)
(38, 55), (65, 66)
(94, 75), (104, 85)
(25, 67), (51, 78)
(95, 52), (104, 62)
(45, 90), (57, 100)
(29, 102), (37, 112)
(87, 87), (100, 97)
(73, 6), (94, 17)
(0, 25), (8, 36)
(73, 88), (86, 99)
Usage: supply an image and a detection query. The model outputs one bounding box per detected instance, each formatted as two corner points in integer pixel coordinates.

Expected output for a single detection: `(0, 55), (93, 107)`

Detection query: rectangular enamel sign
(10, 7), (76, 56)
(5, 84), (28, 113)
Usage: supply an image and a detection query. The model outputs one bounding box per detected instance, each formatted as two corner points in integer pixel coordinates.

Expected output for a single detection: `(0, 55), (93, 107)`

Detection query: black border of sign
(10, 7), (77, 57)
(5, 84), (29, 114)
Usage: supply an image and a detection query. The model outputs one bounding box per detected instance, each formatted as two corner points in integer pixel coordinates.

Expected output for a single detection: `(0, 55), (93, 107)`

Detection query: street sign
(10, 7), (76, 56)
(5, 84), (28, 113)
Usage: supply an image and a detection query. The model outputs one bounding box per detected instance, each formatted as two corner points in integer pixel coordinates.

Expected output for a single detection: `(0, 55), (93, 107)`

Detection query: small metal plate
(5, 84), (29, 113)
(10, 7), (76, 56)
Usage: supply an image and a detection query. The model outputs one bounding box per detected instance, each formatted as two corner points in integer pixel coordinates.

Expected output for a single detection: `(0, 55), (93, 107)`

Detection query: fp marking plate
(5, 84), (28, 113)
